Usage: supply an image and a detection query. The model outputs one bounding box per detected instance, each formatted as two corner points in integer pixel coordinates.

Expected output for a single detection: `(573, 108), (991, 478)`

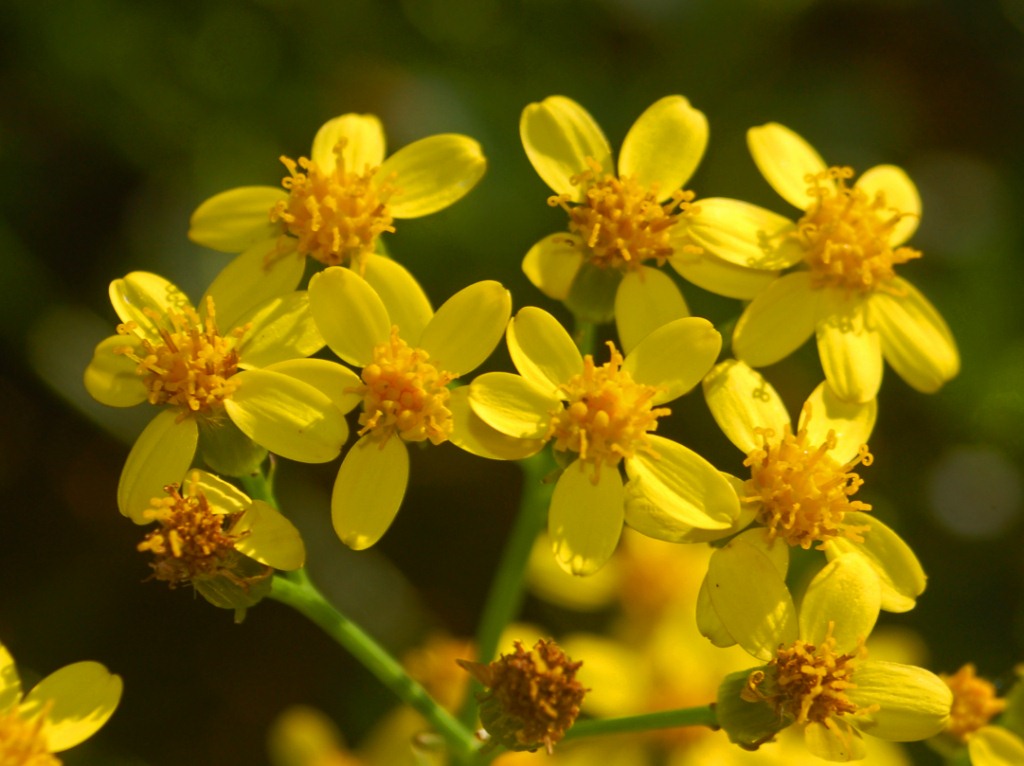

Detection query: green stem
(269, 569), (479, 760)
(563, 705), (719, 741)
(573, 319), (597, 355)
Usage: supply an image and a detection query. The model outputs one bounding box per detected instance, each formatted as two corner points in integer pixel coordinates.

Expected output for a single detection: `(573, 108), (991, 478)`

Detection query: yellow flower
(137, 469), (305, 609)
(519, 95), (708, 348)
(687, 122), (958, 403)
(84, 269), (350, 522)
(468, 307), (739, 576)
(699, 360), (925, 627)
(0, 639), (122, 763)
(189, 113), (486, 271)
(708, 546), (951, 761)
(307, 255), (512, 549)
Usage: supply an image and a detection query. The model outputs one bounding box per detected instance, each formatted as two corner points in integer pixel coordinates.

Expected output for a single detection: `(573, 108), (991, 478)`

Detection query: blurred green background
(2, 0), (1023, 763)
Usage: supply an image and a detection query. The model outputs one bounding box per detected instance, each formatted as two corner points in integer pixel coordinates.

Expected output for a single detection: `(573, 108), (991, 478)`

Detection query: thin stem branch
(563, 705), (719, 741)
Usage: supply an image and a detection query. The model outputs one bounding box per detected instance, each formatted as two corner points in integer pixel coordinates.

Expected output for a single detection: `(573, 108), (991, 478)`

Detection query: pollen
(548, 342), (668, 480)
(743, 624), (872, 727)
(940, 663), (1007, 743)
(115, 297), (245, 415)
(137, 482), (246, 587)
(457, 639), (586, 754)
(744, 405), (873, 549)
(797, 166), (921, 292)
(354, 327), (454, 445)
(0, 704), (59, 766)
(549, 158), (699, 271)
(270, 142), (396, 270)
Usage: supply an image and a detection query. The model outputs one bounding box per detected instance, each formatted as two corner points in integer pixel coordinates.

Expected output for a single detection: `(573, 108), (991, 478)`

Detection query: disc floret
(941, 664), (1007, 743)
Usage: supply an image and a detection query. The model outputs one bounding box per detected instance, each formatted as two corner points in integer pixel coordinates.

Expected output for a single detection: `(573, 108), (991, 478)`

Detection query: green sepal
(193, 552), (273, 610)
(564, 262), (621, 324)
(198, 417), (268, 477)
(716, 668), (789, 751)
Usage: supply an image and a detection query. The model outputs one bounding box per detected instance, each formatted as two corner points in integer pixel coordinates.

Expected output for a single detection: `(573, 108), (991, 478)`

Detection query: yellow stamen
(115, 297), (245, 415)
(354, 327), (453, 446)
(270, 141), (396, 270)
(941, 663), (1007, 743)
(547, 342), (667, 481)
(798, 166), (921, 292)
(0, 703), (60, 766)
(549, 158), (699, 271)
(744, 404), (873, 549)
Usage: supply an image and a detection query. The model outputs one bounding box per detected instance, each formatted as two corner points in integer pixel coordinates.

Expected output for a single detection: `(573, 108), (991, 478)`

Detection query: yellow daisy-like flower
(688, 122), (959, 403)
(0, 639), (122, 764)
(189, 113), (487, 272)
(84, 268), (350, 522)
(137, 469), (305, 609)
(708, 546), (951, 761)
(307, 255), (512, 549)
(520, 95), (713, 349)
(467, 307), (740, 576)
(699, 360), (925, 628)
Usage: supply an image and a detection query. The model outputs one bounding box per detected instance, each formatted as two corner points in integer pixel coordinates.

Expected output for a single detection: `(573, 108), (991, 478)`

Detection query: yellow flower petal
(225, 369), (347, 463)
(184, 469), (250, 514)
(506, 306), (582, 391)
(468, 372), (558, 439)
(804, 718), (866, 762)
(685, 197), (803, 270)
(0, 641), (21, 712)
(706, 536), (798, 661)
(702, 359), (790, 455)
(748, 122), (829, 210)
(200, 239), (305, 331)
(614, 267), (689, 356)
(84, 335), (148, 407)
(263, 358), (363, 416)
(625, 469), (752, 544)
(21, 661), (122, 752)
(520, 96), (612, 199)
(188, 186), (287, 252)
(733, 271), (820, 367)
(549, 461), (624, 576)
(825, 512), (926, 614)
(526, 533), (621, 612)
(109, 272), (191, 338)
(362, 253), (433, 342)
(448, 386), (545, 460)
(618, 95), (707, 194)
(736, 526), (791, 578)
(669, 247), (780, 300)
(625, 434), (738, 534)
(870, 278), (959, 394)
(332, 435), (409, 550)
(419, 281), (511, 376)
(311, 113), (386, 174)
(236, 292), (324, 368)
(799, 381), (877, 463)
(380, 134), (486, 218)
(623, 317), (720, 404)
(855, 165), (921, 247)
(308, 266), (391, 367)
(232, 499), (305, 571)
(118, 411), (198, 523)
(817, 291), (882, 404)
(798, 554), (881, 652)
(968, 726), (1024, 766)
(696, 578), (737, 648)
(522, 233), (585, 300)
(847, 661), (952, 741)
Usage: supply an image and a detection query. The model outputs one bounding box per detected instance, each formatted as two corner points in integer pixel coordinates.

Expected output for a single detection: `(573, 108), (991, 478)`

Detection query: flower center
(744, 407), (873, 550)
(941, 664), (1007, 743)
(547, 342), (667, 479)
(742, 624), (872, 726)
(355, 327), (454, 445)
(270, 143), (397, 270)
(549, 158), (698, 271)
(137, 482), (247, 587)
(116, 297), (245, 415)
(797, 166), (921, 292)
(0, 706), (59, 766)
